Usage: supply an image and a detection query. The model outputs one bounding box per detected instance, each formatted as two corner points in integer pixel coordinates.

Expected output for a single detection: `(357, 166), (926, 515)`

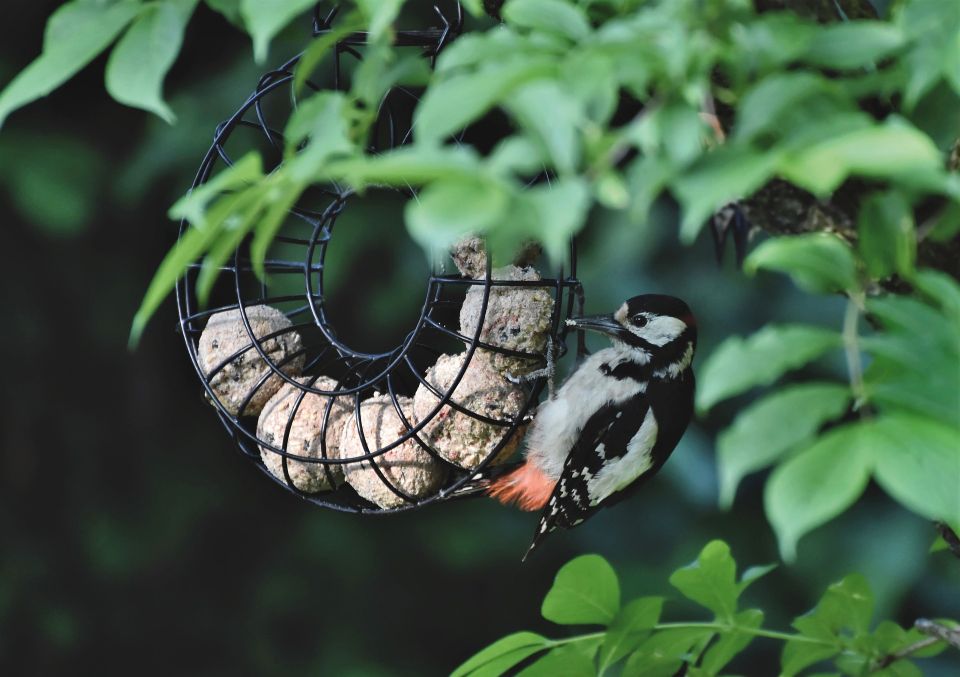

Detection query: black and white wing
(523, 394), (657, 560)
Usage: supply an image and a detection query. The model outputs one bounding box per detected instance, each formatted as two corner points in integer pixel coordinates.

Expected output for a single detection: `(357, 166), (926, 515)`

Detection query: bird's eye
(632, 314), (648, 327)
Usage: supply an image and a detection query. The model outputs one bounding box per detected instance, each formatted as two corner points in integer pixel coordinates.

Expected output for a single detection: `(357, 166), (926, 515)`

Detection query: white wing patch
(586, 409), (658, 506)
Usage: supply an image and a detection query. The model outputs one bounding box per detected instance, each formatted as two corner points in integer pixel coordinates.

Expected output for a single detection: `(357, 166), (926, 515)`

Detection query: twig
(842, 295), (867, 409)
(915, 619), (960, 650)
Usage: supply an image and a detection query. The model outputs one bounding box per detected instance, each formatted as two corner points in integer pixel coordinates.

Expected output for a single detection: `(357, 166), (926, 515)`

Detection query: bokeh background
(1, 2), (956, 675)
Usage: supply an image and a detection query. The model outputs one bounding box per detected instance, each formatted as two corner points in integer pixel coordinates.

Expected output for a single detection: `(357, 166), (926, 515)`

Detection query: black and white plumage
(488, 294), (697, 560)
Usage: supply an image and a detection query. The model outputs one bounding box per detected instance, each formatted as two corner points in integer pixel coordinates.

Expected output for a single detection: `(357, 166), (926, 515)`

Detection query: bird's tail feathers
(487, 462), (555, 512)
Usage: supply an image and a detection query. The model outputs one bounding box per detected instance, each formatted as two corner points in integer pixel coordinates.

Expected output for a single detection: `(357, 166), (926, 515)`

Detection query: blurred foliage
(1, 0), (958, 675)
(455, 543), (957, 676)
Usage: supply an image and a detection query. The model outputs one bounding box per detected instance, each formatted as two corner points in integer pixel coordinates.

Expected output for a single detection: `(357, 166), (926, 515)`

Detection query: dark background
(1, 2), (956, 675)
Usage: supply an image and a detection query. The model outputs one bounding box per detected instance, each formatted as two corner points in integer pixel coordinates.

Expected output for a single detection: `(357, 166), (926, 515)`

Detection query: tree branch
(915, 619), (960, 650)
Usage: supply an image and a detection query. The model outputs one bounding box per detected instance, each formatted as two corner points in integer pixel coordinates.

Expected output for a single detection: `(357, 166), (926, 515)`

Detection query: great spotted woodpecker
(489, 294), (697, 559)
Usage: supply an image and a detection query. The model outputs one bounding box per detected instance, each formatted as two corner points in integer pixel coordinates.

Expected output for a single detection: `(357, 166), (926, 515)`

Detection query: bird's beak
(565, 313), (623, 338)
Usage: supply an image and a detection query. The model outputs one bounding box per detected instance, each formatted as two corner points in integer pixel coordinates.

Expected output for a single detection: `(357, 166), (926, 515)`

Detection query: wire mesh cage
(175, 3), (584, 513)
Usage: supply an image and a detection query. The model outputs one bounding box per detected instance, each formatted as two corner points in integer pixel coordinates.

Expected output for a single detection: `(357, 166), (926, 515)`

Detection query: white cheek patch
(632, 315), (687, 346)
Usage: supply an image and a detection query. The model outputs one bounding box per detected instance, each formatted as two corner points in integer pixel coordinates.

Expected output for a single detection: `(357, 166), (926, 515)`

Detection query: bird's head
(566, 294), (697, 371)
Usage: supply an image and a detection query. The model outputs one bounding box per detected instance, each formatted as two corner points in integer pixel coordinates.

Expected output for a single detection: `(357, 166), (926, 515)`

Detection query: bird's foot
(506, 337), (557, 399)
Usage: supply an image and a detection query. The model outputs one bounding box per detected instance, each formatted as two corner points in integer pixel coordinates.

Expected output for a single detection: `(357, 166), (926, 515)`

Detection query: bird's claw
(711, 202), (752, 268)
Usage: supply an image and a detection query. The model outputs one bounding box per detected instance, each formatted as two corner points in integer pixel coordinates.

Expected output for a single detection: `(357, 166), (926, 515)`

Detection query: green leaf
(700, 609), (764, 675)
(765, 424), (873, 561)
(863, 292), (960, 425)
(865, 354), (960, 427)
(697, 324), (841, 413)
(926, 202), (960, 243)
(194, 186), (267, 303)
(516, 177), (590, 262)
(323, 145), (482, 186)
(561, 51), (617, 125)
(406, 177), (510, 253)
(622, 628), (714, 677)
(0, 0), (142, 129)
(293, 13), (365, 95)
(130, 213), (225, 348)
(744, 233), (859, 294)
(673, 146), (780, 243)
(735, 72), (841, 142)
(414, 59), (556, 145)
(502, 0), (592, 42)
(285, 92), (356, 181)
(434, 29), (535, 75)
(660, 103), (707, 167)
(912, 269), (960, 321)
(451, 631), (550, 677)
(516, 643), (596, 677)
(778, 119), (943, 196)
(730, 13), (816, 71)
(169, 152), (264, 225)
(870, 414), (960, 525)
(718, 383), (851, 508)
(129, 152), (264, 345)
(105, 0), (197, 123)
(355, 0), (403, 43)
(857, 192), (916, 280)
(205, 0), (242, 26)
(866, 295), (958, 355)
(240, 0), (316, 62)
(801, 22), (905, 70)
(599, 597), (664, 671)
(898, 0), (960, 106)
(488, 135), (546, 177)
(541, 554), (620, 626)
(625, 154), (676, 224)
(250, 180), (303, 280)
(793, 573), (874, 640)
(781, 639), (839, 677)
(506, 80), (583, 174)
(668, 540), (739, 622)
(873, 661), (923, 677)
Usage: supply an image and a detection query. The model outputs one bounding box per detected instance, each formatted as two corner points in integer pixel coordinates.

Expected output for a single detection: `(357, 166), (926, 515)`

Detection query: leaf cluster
(700, 212), (959, 559)
(5, 1), (954, 340)
(453, 542), (956, 676)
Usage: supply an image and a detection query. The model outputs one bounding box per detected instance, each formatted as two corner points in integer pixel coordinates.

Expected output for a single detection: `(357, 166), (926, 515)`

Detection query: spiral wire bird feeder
(175, 2), (584, 513)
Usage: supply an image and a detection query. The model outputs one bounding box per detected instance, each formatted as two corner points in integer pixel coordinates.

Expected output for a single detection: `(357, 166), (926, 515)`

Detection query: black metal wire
(174, 2), (584, 514)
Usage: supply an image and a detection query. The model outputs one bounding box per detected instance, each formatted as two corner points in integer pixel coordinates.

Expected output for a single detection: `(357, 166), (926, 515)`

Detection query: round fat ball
(339, 395), (447, 509)
(450, 236), (542, 279)
(459, 265), (553, 376)
(198, 305), (304, 416)
(413, 352), (528, 470)
(257, 376), (352, 493)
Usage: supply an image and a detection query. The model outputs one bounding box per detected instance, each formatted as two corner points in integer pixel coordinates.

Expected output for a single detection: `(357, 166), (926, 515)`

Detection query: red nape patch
(488, 463), (556, 512)
(681, 312), (697, 328)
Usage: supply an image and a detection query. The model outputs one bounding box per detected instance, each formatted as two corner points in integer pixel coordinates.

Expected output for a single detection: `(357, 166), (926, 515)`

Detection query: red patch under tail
(488, 462), (556, 512)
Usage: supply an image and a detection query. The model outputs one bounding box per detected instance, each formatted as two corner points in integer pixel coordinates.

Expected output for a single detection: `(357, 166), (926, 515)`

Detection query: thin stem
(873, 636), (941, 670)
(843, 294), (867, 408)
(544, 622), (837, 652)
(546, 632), (606, 648)
(653, 622), (834, 646)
